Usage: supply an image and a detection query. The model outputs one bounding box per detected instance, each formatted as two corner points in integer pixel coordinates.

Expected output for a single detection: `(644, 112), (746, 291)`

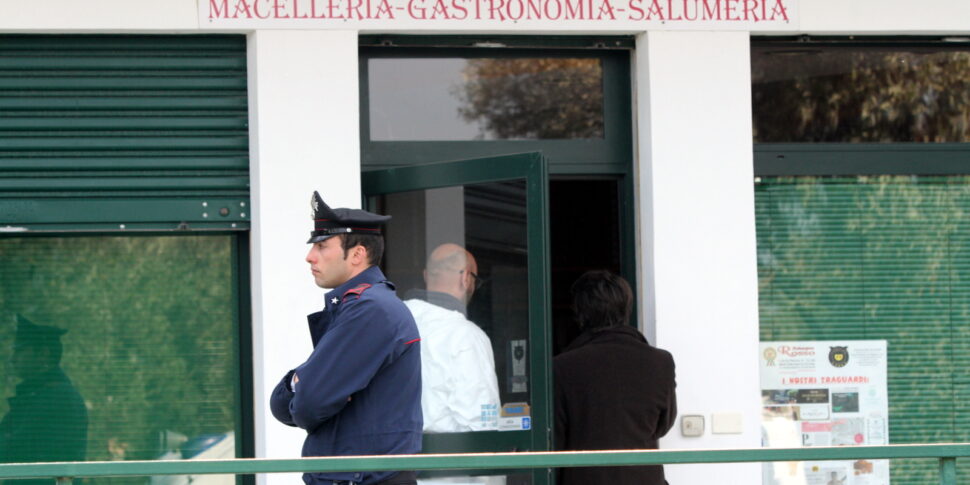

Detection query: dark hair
(570, 270), (633, 331)
(339, 233), (385, 267)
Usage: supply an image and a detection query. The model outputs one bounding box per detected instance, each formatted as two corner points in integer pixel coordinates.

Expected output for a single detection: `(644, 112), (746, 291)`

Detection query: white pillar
(636, 31), (762, 484)
(247, 29), (361, 485)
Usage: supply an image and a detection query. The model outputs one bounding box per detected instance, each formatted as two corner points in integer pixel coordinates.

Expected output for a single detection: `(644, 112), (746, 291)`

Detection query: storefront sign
(760, 341), (889, 485)
(200, 0), (798, 30)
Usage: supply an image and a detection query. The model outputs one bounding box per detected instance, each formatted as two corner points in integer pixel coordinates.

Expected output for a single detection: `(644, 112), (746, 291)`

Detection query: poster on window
(759, 340), (889, 485)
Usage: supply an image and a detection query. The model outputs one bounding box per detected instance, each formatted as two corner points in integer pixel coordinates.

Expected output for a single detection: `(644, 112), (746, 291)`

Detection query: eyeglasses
(462, 270), (487, 290)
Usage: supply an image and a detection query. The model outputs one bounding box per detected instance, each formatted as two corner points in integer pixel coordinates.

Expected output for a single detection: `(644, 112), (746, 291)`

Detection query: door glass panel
(0, 235), (240, 483)
(378, 181), (529, 426)
(374, 181), (530, 483)
(368, 58), (604, 141)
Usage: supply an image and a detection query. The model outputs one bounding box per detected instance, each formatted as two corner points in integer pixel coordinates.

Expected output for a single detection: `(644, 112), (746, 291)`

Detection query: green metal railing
(1, 444), (967, 484)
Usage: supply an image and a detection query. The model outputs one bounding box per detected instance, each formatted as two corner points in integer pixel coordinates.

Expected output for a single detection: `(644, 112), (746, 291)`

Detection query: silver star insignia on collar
(331, 297), (339, 305)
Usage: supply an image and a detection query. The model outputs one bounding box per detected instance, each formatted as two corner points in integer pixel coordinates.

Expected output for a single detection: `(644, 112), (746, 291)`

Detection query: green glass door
(363, 152), (551, 485)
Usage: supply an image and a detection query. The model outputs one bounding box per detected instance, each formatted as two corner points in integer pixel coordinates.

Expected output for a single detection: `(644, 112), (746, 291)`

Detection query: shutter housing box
(0, 35), (249, 232)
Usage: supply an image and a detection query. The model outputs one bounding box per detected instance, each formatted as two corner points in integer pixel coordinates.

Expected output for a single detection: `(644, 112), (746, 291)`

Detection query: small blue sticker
(522, 417), (531, 430)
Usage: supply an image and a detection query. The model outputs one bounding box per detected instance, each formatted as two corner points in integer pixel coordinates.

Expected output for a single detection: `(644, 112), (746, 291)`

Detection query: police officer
(270, 192), (422, 485)
(0, 315), (88, 485)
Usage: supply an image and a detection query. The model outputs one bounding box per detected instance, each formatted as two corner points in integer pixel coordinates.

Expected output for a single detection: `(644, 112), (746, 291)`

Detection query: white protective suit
(404, 298), (501, 432)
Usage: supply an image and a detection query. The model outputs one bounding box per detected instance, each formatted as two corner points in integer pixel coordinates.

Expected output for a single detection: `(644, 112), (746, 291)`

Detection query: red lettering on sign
(273, 0), (291, 17)
(255, 0), (274, 18)
(564, 0), (583, 18)
(597, 0), (616, 19)
(724, 0), (739, 20)
(742, 0), (757, 20)
(666, 0), (681, 20)
(328, 0), (345, 19)
(682, 0), (698, 20)
(702, 0), (719, 19)
(210, 0), (229, 18)
(207, 0), (793, 23)
(375, 0), (395, 18)
(769, 0), (788, 21)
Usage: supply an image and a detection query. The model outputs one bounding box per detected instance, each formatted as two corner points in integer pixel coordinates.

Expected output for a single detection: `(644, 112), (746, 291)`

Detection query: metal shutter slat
(0, 35), (249, 231)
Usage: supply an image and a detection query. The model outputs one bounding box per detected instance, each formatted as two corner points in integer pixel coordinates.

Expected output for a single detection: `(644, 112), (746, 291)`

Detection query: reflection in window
(756, 176), (970, 484)
(368, 58), (603, 140)
(752, 44), (970, 142)
(375, 181), (529, 483)
(378, 181), (530, 420)
(0, 236), (239, 479)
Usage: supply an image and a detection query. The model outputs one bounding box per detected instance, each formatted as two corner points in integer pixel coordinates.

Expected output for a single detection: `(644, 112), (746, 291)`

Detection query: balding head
(424, 243), (479, 305)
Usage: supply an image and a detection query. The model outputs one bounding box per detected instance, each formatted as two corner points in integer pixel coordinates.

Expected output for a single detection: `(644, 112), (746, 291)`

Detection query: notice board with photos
(760, 341), (889, 485)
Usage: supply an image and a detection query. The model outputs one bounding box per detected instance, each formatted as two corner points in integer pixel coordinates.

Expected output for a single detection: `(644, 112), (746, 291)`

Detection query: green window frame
(359, 35), (635, 175)
(358, 35), (640, 329)
(363, 152), (552, 484)
(753, 36), (970, 485)
(0, 233), (254, 467)
(0, 35), (254, 479)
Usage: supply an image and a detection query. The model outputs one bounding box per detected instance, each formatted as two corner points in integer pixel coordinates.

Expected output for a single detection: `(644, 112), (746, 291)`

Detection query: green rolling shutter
(0, 35), (249, 231)
(757, 175), (970, 484)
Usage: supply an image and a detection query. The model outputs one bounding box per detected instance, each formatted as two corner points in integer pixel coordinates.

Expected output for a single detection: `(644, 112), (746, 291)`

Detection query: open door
(362, 152), (551, 485)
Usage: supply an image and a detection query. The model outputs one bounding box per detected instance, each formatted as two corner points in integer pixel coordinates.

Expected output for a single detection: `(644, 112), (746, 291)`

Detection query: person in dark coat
(0, 315), (88, 485)
(270, 192), (422, 485)
(553, 270), (677, 485)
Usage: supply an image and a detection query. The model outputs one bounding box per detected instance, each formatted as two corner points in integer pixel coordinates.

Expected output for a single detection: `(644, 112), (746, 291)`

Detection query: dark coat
(553, 325), (677, 485)
(270, 266), (423, 485)
(0, 367), (87, 485)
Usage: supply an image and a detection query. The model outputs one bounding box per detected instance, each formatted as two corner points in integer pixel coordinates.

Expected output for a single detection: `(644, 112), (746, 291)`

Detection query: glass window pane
(756, 176), (970, 484)
(368, 58), (604, 141)
(752, 45), (970, 143)
(0, 236), (240, 479)
(376, 181), (530, 434)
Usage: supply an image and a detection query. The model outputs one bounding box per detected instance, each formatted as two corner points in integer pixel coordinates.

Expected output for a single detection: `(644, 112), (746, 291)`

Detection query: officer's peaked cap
(14, 313), (67, 350)
(308, 191), (391, 244)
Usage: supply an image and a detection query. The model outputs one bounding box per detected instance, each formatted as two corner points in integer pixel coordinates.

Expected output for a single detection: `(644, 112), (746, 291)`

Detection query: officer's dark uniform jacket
(270, 265), (423, 485)
(0, 367), (88, 485)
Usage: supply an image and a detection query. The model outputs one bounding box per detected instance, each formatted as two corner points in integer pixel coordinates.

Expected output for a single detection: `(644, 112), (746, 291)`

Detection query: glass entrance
(363, 152), (551, 485)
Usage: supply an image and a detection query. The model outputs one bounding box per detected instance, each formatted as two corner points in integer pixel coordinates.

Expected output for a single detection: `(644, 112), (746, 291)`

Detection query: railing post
(55, 477), (73, 485)
(940, 457), (956, 485)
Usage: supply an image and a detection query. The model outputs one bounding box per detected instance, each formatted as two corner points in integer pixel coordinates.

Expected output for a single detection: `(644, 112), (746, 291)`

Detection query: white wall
(1, 2), (968, 484)
(0, 0), (197, 30)
(247, 29), (361, 485)
(799, 0), (970, 34)
(635, 31), (762, 484)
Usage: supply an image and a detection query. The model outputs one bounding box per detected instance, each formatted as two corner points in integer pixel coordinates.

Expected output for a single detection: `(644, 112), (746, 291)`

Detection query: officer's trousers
(332, 471), (417, 485)
(373, 471), (417, 485)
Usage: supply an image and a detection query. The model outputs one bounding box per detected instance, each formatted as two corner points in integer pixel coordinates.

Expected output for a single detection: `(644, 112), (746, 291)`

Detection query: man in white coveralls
(404, 243), (500, 433)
